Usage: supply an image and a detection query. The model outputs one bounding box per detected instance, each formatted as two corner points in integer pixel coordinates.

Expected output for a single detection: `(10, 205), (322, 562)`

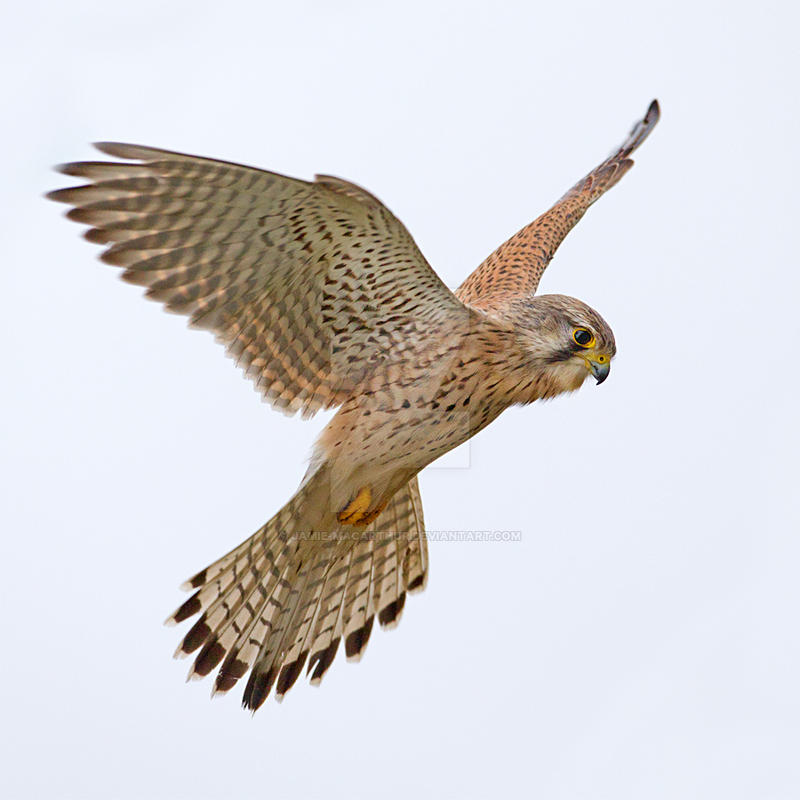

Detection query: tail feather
(169, 529), (289, 660)
(169, 472), (429, 711)
(277, 550), (337, 691)
(213, 555), (294, 695)
(403, 479), (428, 592)
(341, 534), (377, 662)
(239, 563), (297, 709)
(180, 543), (276, 661)
(189, 537), (295, 683)
(250, 563), (313, 703)
(274, 557), (334, 699)
(242, 543), (334, 707)
(167, 524), (277, 630)
(306, 552), (354, 685)
(179, 524), (269, 592)
(373, 494), (410, 629)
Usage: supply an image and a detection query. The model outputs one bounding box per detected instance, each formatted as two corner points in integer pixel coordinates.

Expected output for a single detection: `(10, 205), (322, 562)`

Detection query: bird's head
(508, 294), (616, 399)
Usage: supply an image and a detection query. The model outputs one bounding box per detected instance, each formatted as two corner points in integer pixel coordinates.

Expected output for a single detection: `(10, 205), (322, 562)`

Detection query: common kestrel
(49, 100), (659, 711)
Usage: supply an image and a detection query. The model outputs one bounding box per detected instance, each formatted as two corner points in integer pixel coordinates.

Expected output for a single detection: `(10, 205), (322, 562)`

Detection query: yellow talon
(337, 487), (388, 527)
(357, 501), (388, 526)
(337, 486), (373, 525)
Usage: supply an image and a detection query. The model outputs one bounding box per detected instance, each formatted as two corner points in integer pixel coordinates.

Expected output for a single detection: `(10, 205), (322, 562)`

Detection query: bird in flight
(49, 100), (659, 711)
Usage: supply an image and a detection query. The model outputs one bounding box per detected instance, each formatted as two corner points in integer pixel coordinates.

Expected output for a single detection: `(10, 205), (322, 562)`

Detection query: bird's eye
(572, 328), (595, 348)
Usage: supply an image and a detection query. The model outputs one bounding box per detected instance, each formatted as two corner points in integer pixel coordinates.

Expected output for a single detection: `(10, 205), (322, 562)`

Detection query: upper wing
(456, 100), (660, 313)
(49, 144), (470, 418)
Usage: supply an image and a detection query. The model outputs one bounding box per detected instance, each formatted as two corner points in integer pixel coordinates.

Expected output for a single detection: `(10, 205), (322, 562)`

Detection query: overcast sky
(3, 2), (799, 798)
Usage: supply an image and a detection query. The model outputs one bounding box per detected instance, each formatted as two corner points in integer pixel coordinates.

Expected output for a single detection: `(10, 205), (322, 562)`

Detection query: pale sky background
(3, 1), (799, 798)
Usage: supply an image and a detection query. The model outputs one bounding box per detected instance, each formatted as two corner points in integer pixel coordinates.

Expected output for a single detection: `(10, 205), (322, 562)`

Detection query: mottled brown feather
(49, 144), (471, 418)
(457, 100), (659, 312)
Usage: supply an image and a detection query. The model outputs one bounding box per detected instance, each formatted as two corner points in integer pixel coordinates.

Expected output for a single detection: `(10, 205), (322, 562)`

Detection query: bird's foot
(337, 486), (386, 527)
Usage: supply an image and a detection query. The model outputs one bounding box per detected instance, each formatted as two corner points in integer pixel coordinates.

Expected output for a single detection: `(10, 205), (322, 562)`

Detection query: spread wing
(49, 144), (471, 418)
(456, 99), (660, 313)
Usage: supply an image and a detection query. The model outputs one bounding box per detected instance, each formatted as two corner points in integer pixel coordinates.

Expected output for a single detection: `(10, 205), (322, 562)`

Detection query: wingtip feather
(93, 141), (148, 159)
(53, 162), (85, 176)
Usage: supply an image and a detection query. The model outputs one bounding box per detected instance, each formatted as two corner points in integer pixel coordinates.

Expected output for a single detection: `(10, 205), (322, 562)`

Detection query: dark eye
(572, 327), (595, 348)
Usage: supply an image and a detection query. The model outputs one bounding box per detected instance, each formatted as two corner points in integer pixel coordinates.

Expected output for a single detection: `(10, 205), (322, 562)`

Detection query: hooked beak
(587, 358), (611, 385)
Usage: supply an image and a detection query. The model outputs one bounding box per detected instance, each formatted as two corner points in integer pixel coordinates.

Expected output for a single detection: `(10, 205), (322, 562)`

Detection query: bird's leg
(337, 486), (387, 527)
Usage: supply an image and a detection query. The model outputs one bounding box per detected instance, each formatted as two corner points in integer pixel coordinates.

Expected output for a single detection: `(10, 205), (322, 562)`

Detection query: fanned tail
(166, 473), (428, 712)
